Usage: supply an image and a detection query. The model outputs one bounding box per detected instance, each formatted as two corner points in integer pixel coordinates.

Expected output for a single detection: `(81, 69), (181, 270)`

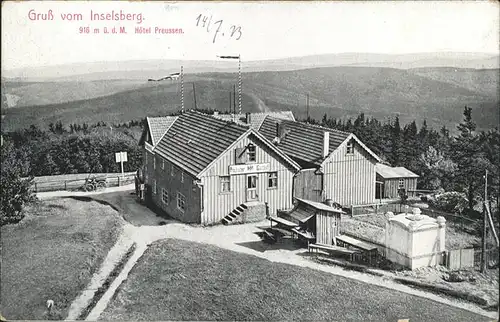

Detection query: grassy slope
(0, 198), (124, 320)
(2, 67), (498, 131)
(100, 239), (488, 322)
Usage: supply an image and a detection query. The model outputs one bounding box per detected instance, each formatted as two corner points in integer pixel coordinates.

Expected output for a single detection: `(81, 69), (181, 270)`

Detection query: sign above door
(229, 163), (270, 175)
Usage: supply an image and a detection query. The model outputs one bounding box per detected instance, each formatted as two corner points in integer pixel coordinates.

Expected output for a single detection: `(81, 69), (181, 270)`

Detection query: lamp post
(217, 55), (241, 116)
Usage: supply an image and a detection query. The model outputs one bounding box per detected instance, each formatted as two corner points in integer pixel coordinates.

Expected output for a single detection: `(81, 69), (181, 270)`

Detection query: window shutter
(234, 148), (247, 164)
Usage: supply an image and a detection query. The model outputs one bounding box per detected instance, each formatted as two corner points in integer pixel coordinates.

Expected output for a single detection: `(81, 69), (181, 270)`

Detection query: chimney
(323, 132), (330, 158)
(276, 123), (280, 138)
(246, 112), (251, 124)
(213, 111), (219, 116)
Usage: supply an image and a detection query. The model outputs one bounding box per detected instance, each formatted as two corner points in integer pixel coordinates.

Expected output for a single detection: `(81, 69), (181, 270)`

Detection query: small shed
(375, 163), (419, 199)
(279, 198), (345, 245)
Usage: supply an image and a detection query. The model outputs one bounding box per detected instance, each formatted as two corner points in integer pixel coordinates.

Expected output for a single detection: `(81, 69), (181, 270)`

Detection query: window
(247, 144), (256, 162)
(153, 179), (157, 194)
(398, 179), (404, 188)
(268, 172), (278, 189)
(153, 156), (156, 169)
(171, 164), (175, 176)
(162, 189), (169, 204)
(235, 147), (247, 164)
(177, 192), (186, 212)
(145, 151), (148, 164)
(161, 159), (165, 170)
(181, 172), (184, 183)
(346, 140), (355, 155)
(220, 176), (231, 192)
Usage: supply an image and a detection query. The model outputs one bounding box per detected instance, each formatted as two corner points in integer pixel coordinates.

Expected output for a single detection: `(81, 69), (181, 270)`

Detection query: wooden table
(336, 235), (378, 264)
(267, 216), (299, 229)
(308, 243), (361, 261)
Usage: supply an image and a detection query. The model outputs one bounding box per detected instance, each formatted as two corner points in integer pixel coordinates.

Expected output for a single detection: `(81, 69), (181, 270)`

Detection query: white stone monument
(385, 208), (446, 270)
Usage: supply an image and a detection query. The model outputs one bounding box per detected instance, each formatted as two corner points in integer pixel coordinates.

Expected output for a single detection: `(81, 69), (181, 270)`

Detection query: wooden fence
(29, 172), (137, 193)
(445, 248), (475, 270)
(350, 202), (404, 217)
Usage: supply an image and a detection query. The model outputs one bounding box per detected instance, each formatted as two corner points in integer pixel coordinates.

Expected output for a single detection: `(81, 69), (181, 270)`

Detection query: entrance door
(246, 175), (258, 201)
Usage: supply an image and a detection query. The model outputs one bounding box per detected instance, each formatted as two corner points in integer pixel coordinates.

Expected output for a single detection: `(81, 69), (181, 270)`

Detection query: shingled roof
(258, 117), (380, 167)
(146, 116), (178, 146)
(154, 111), (247, 177)
(212, 111), (296, 129)
(154, 111), (301, 178)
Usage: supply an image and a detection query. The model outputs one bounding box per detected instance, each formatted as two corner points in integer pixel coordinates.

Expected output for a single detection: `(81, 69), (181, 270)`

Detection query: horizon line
(3, 51), (499, 72)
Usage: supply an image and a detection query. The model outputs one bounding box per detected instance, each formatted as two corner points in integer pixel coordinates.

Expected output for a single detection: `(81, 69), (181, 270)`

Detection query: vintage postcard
(1, 1), (499, 321)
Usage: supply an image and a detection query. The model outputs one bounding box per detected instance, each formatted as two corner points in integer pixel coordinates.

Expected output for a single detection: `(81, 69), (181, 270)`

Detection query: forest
(1, 106), (499, 222)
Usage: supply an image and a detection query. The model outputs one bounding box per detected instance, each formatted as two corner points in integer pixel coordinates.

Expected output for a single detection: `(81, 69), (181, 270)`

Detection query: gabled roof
(212, 111), (296, 129)
(154, 111), (248, 177)
(258, 117), (352, 167)
(147, 116), (178, 146)
(153, 111), (300, 178)
(375, 163), (419, 179)
(248, 111), (296, 129)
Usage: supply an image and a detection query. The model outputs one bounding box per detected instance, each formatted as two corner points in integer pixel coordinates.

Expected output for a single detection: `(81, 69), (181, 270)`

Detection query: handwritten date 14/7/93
(196, 14), (242, 43)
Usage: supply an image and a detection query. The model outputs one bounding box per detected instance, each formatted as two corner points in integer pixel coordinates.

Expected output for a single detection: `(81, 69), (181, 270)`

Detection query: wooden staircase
(222, 203), (248, 225)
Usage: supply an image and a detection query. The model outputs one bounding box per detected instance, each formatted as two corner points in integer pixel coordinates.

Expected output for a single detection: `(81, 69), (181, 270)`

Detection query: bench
(308, 243), (361, 261)
(261, 227), (288, 243)
(262, 230), (277, 243)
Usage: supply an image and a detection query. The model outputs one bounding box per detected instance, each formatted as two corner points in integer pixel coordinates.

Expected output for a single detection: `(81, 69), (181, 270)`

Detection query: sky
(1, 1), (498, 70)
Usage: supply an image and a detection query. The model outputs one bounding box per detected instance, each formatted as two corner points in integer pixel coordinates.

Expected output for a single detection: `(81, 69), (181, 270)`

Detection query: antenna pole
(238, 55), (242, 115)
(306, 93), (310, 121)
(233, 84), (236, 115)
(192, 83), (197, 110)
(180, 66), (184, 113)
(481, 169), (488, 273)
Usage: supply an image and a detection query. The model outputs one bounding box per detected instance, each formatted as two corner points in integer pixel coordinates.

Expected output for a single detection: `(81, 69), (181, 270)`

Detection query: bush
(428, 191), (468, 213)
(1, 142), (37, 225)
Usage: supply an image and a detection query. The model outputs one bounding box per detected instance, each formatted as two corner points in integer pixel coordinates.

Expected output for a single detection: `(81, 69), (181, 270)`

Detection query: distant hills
(1, 52), (499, 133)
(2, 52), (498, 81)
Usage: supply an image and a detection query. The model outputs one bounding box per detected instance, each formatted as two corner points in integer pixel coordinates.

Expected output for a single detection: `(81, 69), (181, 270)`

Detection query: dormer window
(247, 144), (256, 162)
(346, 140), (355, 155)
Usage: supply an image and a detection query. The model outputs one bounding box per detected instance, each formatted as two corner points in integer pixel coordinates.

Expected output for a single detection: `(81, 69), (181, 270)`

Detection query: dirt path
(248, 92), (270, 112)
(74, 222), (497, 321)
(59, 192), (497, 320)
(65, 224), (136, 321)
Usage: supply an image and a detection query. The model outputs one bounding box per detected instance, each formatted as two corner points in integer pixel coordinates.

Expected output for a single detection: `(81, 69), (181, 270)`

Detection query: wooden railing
(349, 201), (402, 217)
(28, 172), (137, 193)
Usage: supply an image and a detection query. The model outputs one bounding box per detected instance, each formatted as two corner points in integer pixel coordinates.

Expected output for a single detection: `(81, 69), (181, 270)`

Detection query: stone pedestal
(385, 208), (446, 270)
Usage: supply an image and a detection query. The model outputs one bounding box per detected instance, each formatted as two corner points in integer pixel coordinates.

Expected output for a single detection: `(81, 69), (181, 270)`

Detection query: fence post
(64, 181), (67, 191)
(350, 205), (354, 217)
(118, 176), (120, 187)
(34, 182), (37, 193)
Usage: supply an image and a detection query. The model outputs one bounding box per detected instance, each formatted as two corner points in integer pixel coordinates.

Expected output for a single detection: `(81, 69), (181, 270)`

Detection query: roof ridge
(187, 110), (250, 130)
(266, 116), (351, 136)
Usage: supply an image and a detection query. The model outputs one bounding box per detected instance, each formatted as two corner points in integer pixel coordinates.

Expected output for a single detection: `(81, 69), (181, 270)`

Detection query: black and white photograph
(1, 1), (499, 321)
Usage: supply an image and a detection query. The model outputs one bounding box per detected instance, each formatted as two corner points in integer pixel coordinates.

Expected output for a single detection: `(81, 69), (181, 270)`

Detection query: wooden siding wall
(294, 169), (323, 202)
(322, 141), (376, 206)
(144, 149), (201, 223)
(316, 212), (341, 245)
(201, 135), (296, 225)
(383, 178), (418, 199)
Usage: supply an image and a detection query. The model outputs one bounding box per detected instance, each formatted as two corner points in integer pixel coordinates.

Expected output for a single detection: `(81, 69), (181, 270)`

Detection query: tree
(451, 106), (493, 209)
(419, 146), (457, 190)
(1, 141), (36, 225)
